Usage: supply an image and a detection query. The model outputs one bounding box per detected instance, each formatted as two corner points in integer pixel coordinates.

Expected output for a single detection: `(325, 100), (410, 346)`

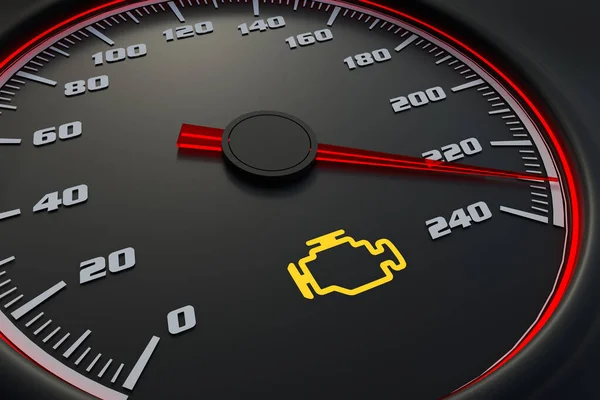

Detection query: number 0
(167, 305), (197, 335)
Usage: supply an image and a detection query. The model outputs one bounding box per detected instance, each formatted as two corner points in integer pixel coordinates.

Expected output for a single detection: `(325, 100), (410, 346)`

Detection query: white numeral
(80, 247), (136, 284)
(238, 16), (286, 36)
(62, 185), (88, 207)
(92, 44), (147, 66)
(65, 75), (109, 97)
(468, 202), (493, 222)
(426, 201), (492, 240)
(79, 257), (106, 285)
(33, 184), (88, 213)
(422, 138), (482, 162)
(106, 48), (125, 63)
(108, 247), (136, 273)
(285, 29), (333, 49)
(163, 21), (214, 42)
(33, 121), (82, 147)
(167, 305), (197, 335)
(390, 86), (446, 113)
(343, 48), (391, 70)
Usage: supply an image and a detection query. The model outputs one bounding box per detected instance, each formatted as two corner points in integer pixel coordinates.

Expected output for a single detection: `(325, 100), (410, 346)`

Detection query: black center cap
(222, 111), (318, 179)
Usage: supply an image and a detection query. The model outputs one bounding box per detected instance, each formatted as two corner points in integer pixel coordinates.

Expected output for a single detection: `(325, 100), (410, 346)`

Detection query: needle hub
(221, 111), (318, 179)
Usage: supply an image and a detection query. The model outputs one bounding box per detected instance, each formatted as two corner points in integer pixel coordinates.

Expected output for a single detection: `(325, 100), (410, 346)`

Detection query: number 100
(92, 44), (147, 66)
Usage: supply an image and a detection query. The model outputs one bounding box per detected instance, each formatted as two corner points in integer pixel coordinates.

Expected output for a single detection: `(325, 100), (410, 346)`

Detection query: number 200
(390, 86), (447, 113)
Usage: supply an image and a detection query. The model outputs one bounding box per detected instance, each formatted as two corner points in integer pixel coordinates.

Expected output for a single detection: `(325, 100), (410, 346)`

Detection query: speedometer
(0, 0), (588, 399)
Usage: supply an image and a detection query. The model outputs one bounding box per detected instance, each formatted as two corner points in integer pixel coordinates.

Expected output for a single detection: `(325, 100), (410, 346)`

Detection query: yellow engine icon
(287, 229), (407, 299)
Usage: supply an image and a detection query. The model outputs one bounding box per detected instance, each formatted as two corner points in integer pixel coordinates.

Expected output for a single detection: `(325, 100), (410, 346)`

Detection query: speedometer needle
(176, 123), (557, 182)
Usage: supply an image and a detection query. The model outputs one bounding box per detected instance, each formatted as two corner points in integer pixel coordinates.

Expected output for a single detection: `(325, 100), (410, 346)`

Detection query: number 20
(80, 247), (136, 284)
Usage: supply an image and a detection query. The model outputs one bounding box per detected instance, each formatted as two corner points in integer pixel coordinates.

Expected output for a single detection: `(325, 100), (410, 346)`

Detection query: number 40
(33, 184), (88, 213)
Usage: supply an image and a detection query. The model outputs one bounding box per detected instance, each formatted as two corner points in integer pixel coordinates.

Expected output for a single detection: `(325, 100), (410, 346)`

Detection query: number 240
(426, 201), (492, 240)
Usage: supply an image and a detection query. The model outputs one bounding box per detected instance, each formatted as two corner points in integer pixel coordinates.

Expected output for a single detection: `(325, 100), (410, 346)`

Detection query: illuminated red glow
(358, 0), (582, 393)
(0, 0), (582, 397)
(317, 143), (557, 181)
(177, 124), (224, 152)
(178, 126), (557, 182)
(179, 124), (224, 141)
(0, 331), (27, 359)
(178, 144), (222, 152)
(0, 0), (125, 73)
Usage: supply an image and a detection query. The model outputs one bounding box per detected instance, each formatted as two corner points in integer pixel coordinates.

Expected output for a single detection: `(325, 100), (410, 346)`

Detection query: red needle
(316, 143), (558, 182)
(176, 124), (224, 152)
(176, 124), (558, 182)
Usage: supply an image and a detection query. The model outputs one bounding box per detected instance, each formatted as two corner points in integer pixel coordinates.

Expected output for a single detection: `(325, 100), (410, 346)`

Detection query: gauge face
(0, 1), (580, 399)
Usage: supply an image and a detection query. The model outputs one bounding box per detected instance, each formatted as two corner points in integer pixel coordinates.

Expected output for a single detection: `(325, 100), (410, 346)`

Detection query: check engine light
(287, 229), (407, 299)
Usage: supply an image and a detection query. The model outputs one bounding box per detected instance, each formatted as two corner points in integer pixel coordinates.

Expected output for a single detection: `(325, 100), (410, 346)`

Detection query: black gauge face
(0, 1), (581, 399)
